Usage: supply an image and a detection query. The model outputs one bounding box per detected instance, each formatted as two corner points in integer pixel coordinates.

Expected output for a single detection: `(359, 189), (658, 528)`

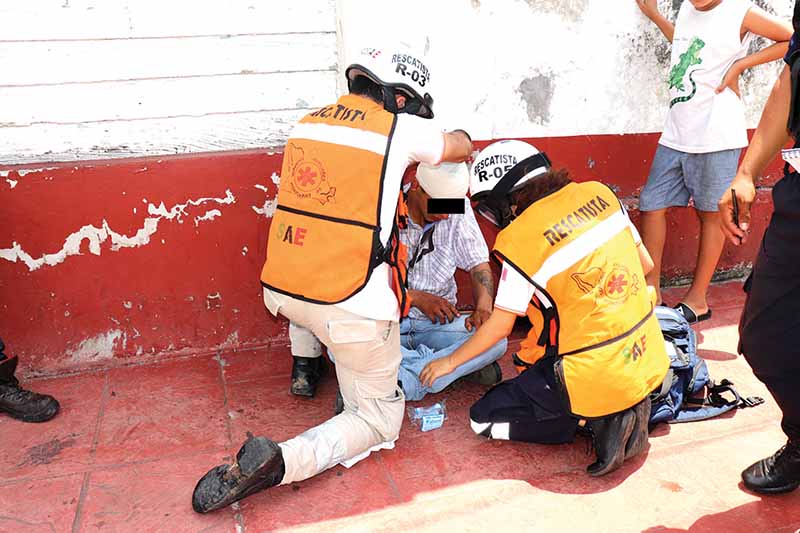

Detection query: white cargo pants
(263, 288), (404, 484)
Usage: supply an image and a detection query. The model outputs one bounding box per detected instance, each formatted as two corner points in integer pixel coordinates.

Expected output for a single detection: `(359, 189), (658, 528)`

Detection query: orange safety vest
(494, 181), (669, 418)
(260, 94), (410, 316)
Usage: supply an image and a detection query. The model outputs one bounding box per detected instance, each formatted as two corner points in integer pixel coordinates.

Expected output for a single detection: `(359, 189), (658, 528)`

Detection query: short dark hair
(349, 75), (384, 103)
(510, 169), (573, 213)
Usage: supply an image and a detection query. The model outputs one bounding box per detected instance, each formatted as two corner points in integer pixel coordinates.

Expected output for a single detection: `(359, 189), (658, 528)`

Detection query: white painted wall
(339, 0), (794, 139)
(0, 0), (793, 165)
(0, 0), (338, 165)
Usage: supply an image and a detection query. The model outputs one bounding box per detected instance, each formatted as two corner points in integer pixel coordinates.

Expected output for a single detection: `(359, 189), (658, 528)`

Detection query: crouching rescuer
(191, 45), (473, 512)
(419, 140), (670, 476)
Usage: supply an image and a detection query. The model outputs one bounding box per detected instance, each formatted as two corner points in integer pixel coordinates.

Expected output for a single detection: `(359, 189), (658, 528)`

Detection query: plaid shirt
(402, 199), (490, 320)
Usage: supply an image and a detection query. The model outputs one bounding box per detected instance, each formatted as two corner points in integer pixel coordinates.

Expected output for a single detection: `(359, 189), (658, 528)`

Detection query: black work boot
(464, 362), (503, 386)
(290, 356), (326, 397)
(192, 433), (285, 513)
(334, 389), (344, 415)
(624, 398), (652, 460)
(0, 356), (60, 423)
(741, 440), (800, 494)
(586, 408), (636, 477)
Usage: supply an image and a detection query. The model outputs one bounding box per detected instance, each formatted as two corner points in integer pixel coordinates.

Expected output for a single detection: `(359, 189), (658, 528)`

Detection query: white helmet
(345, 46), (434, 118)
(470, 140), (551, 227)
(416, 162), (469, 199)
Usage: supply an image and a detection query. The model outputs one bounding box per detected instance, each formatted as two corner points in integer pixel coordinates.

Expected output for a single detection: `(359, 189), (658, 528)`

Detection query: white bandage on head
(415, 161), (470, 199)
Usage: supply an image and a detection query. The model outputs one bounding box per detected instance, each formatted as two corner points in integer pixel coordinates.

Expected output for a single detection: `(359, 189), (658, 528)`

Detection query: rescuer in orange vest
(419, 140), (669, 476)
(192, 45), (473, 513)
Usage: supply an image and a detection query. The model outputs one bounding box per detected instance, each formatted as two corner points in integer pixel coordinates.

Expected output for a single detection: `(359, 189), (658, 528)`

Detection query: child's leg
(680, 209), (725, 314)
(638, 145), (691, 304)
(681, 148), (743, 314)
(640, 209), (668, 304)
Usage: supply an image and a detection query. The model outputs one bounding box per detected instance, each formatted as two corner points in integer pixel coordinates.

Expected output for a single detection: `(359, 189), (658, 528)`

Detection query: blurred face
(408, 185), (449, 224)
(688, 0), (722, 11)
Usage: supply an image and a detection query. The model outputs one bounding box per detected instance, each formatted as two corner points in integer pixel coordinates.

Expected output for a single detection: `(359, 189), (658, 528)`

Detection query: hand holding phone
(731, 188), (741, 245)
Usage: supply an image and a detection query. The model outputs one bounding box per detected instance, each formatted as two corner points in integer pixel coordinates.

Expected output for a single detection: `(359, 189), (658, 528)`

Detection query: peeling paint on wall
(206, 292), (222, 310)
(220, 331), (239, 349)
(194, 209), (222, 226)
(0, 189), (236, 271)
(6, 179), (17, 189)
(253, 183), (278, 217)
(518, 74), (555, 124)
(17, 167), (61, 177)
(147, 189), (235, 224)
(524, 0), (589, 23)
(67, 329), (123, 364)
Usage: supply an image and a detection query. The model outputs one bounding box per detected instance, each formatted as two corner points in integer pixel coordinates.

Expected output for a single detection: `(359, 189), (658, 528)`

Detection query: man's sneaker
(624, 398), (651, 460)
(742, 440), (800, 494)
(586, 408), (636, 477)
(464, 362), (503, 386)
(192, 434), (285, 513)
(290, 356), (326, 397)
(0, 376), (60, 423)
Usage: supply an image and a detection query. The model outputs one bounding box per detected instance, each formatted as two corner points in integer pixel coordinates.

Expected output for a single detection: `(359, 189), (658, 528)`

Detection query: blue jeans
(398, 316), (507, 401)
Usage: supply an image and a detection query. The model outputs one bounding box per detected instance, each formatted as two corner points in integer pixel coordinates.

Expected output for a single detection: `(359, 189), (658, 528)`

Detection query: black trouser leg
(469, 361), (578, 444)
(0, 355), (17, 384)
(739, 176), (800, 441)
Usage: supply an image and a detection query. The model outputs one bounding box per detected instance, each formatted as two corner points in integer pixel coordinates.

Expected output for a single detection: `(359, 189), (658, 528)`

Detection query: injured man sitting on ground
(286, 161), (507, 404)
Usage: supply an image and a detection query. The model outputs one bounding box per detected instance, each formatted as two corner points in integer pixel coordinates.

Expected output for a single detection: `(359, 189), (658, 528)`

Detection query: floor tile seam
(0, 445), (233, 487)
(70, 471), (91, 533)
(21, 351), (222, 383)
(102, 382), (232, 399)
(90, 443), (231, 471)
(0, 468), (88, 488)
(21, 341), (285, 383)
(223, 374), (293, 388)
(374, 453), (403, 502)
(231, 502), (246, 533)
(216, 348), (236, 449)
(88, 374), (111, 456)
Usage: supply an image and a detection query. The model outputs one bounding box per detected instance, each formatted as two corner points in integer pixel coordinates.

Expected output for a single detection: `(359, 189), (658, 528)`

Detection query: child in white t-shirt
(636, 0), (791, 323)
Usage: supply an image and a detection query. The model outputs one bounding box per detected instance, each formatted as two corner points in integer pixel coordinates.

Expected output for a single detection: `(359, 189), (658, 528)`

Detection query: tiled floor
(2, 280), (799, 532)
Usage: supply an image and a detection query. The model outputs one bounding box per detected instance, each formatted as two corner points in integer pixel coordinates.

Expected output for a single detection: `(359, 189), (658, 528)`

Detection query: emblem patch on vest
(571, 264), (641, 303)
(286, 143), (336, 205)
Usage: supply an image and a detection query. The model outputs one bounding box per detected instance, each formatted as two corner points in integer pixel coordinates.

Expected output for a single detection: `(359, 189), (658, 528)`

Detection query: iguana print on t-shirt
(668, 37), (705, 108)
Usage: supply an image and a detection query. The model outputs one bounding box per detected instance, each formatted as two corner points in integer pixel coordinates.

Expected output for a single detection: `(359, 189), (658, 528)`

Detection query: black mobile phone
(731, 188), (740, 228)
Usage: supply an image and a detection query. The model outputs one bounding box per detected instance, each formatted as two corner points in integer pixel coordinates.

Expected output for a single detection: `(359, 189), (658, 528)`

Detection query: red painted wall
(0, 133), (782, 376)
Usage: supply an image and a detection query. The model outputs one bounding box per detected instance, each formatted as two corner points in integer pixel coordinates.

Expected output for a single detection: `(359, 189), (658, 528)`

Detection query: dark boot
(334, 389), (344, 415)
(192, 433), (285, 513)
(290, 356), (326, 397)
(0, 356), (60, 423)
(464, 362), (503, 386)
(624, 398), (651, 460)
(742, 440), (800, 494)
(586, 408), (636, 477)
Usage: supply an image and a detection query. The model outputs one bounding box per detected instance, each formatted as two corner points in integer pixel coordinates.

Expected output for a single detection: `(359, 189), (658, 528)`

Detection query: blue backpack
(649, 306), (763, 425)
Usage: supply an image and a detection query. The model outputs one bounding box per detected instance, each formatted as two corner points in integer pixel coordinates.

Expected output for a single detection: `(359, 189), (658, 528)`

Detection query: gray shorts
(639, 144), (741, 212)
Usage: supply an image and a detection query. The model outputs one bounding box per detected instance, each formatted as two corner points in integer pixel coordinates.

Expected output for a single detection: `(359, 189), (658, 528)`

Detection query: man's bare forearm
(740, 66), (792, 182)
(470, 263), (495, 309)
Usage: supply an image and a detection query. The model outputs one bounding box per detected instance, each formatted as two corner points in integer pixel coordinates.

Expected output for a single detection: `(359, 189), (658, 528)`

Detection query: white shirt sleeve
(394, 114), (446, 166)
(494, 262), (536, 316)
(628, 218), (642, 246)
(619, 201), (642, 245)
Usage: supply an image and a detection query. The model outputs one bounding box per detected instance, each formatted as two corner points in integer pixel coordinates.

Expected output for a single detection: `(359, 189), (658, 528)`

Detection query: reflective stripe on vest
(494, 181), (669, 418)
(261, 94), (399, 305)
